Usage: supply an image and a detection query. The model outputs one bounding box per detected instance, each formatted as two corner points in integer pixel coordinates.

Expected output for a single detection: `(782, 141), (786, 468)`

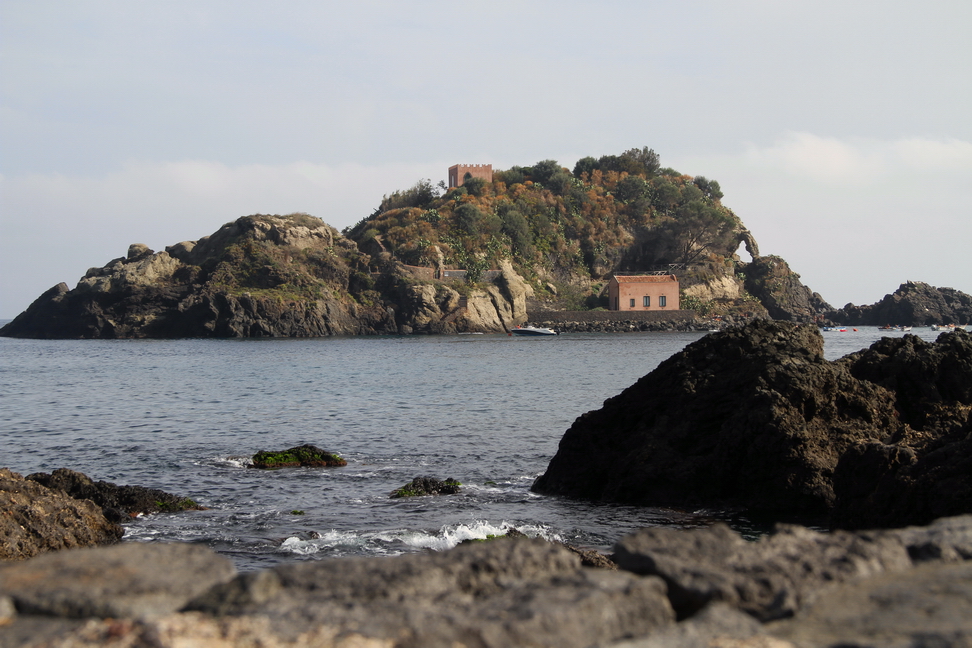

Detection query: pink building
(607, 275), (680, 311)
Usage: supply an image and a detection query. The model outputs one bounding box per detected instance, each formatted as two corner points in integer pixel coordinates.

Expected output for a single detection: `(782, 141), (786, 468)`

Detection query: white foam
(399, 520), (512, 551)
(278, 529), (362, 555)
(276, 520), (547, 556)
(204, 455), (252, 469)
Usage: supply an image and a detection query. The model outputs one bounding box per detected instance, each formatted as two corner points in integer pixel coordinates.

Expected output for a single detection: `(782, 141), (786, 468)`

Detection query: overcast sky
(2, 1), (970, 319)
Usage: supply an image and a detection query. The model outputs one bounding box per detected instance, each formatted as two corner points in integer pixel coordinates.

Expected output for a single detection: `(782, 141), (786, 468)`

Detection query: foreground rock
(831, 331), (972, 528)
(2, 516), (971, 647)
(532, 320), (903, 519)
(250, 444), (348, 469)
(0, 469), (122, 561)
(1, 538), (675, 647)
(606, 515), (972, 648)
(25, 468), (203, 523)
(532, 320), (972, 528)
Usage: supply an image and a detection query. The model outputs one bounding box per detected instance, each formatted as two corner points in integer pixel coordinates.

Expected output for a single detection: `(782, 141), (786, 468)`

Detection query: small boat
(510, 325), (558, 336)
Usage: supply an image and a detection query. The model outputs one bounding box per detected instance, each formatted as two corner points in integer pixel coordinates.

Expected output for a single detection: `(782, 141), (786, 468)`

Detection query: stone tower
(448, 164), (493, 188)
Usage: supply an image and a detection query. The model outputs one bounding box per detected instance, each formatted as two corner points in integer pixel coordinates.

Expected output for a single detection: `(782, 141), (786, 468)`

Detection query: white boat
(510, 325), (558, 336)
(931, 324), (967, 332)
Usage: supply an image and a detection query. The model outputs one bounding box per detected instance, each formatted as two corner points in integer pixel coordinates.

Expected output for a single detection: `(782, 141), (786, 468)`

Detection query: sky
(2, 1), (970, 319)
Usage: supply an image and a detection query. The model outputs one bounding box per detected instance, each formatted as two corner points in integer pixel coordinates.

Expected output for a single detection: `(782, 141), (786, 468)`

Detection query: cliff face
(741, 255), (832, 322)
(0, 214), (532, 339)
(829, 281), (972, 326)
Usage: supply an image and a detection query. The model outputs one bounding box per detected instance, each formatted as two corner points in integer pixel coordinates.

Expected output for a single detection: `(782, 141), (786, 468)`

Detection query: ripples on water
(0, 327), (949, 570)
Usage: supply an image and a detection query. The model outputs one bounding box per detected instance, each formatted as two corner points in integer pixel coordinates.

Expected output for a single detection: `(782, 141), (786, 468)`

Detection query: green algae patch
(390, 476), (461, 498)
(154, 497), (203, 512)
(250, 444), (347, 469)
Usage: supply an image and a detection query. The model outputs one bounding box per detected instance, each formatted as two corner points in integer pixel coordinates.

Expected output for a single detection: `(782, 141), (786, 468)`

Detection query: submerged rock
(389, 476), (461, 498)
(250, 444), (348, 469)
(0, 468), (122, 561)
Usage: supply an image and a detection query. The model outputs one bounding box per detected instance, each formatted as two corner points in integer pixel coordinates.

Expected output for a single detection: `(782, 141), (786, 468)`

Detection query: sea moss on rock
(390, 476), (461, 498)
(250, 444), (347, 469)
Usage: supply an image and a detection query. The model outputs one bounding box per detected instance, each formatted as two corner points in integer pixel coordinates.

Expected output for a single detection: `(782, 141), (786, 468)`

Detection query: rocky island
(2, 151), (849, 339)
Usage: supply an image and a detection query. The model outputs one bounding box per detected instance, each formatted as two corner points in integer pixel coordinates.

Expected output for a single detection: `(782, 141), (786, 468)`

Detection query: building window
(629, 298), (635, 308)
(659, 296), (667, 307)
(643, 296), (650, 307)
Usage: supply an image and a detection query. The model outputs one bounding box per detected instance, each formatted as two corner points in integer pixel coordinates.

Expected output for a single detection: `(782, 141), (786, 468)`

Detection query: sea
(0, 324), (952, 572)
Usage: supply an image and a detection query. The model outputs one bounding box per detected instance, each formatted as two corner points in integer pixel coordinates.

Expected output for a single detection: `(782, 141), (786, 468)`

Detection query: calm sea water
(0, 325), (951, 571)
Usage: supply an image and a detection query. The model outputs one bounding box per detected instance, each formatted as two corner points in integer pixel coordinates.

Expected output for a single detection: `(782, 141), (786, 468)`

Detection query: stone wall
(528, 309), (696, 324)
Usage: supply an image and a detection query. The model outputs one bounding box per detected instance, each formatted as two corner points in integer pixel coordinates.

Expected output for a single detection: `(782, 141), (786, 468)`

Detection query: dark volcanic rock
(532, 320), (904, 518)
(840, 329), (972, 429)
(829, 280), (972, 326)
(390, 476), (461, 498)
(250, 444), (348, 469)
(26, 468), (204, 523)
(829, 330), (972, 529)
(0, 468), (122, 560)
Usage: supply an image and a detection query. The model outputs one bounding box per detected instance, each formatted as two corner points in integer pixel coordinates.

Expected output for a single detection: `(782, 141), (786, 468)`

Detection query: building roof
(612, 274), (678, 284)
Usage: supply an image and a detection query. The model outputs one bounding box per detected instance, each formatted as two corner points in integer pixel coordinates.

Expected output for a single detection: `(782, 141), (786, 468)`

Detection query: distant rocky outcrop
(741, 255), (832, 322)
(0, 468), (122, 560)
(532, 320), (972, 529)
(3, 516), (971, 647)
(0, 214), (533, 339)
(828, 280), (972, 326)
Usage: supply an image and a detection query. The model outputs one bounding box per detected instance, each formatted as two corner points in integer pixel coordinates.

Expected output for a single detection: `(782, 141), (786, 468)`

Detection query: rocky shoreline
(3, 321), (971, 646)
(2, 514), (971, 647)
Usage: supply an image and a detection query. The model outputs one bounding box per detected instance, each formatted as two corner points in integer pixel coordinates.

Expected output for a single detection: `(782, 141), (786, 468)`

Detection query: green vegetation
(178, 152), (756, 320)
(154, 497), (199, 512)
(251, 445), (347, 469)
(343, 147), (742, 301)
(390, 477), (462, 498)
